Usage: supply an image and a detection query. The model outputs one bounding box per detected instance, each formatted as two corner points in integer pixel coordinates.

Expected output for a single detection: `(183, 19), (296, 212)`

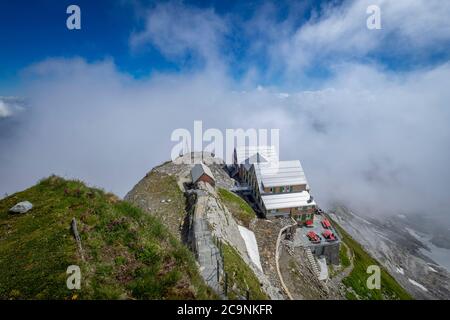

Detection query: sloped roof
(191, 163), (215, 183)
(235, 145), (278, 165)
(261, 191), (315, 210)
(255, 160), (309, 188)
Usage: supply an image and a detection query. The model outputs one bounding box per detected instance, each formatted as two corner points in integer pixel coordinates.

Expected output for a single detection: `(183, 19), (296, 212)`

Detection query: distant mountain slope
(330, 206), (450, 299)
(331, 219), (413, 300)
(0, 176), (215, 299)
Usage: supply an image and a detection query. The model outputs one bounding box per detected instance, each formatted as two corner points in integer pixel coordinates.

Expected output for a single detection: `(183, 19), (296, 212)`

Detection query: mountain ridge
(0, 155), (416, 300)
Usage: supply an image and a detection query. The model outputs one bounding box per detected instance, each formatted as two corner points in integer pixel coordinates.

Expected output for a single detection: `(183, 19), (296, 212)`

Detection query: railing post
(224, 272), (228, 296)
(217, 259), (220, 282)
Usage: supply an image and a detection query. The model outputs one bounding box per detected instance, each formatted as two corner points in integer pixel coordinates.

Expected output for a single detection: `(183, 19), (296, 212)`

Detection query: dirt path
(331, 242), (354, 284)
(251, 219), (292, 299)
(325, 242), (355, 300)
(275, 224), (296, 300)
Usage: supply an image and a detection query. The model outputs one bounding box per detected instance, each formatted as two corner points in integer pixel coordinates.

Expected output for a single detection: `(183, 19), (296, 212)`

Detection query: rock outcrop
(126, 152), (283, 299)
(9, 201), (33, 214)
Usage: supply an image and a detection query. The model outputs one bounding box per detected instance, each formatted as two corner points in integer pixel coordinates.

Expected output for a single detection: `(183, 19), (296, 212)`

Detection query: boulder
(9, 201), (33, 214)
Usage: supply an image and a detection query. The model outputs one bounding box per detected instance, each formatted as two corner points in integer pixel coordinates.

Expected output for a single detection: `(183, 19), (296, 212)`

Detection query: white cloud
(0, 101), (12, 118)
(130, 2), (227, 66)
(275, 62), (450, 217)
(127, 1), (450, 79)
(0, 97), (24, 118)
(244, 0), (450, 75)
(1, 57), (450, 224)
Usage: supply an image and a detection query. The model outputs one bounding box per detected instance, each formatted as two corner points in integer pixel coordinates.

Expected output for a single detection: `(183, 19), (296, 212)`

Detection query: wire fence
(212, 236), (251, 300)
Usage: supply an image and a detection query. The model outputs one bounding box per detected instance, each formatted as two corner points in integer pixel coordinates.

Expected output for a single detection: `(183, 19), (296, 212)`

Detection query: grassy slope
(222, 243), (267, 300)
(332, 221), (412, 300)
(0, 176), (215, 300)
(339, 244), (351, 268)
(125, 171), (187, 238)
(218, 188), (255, 227)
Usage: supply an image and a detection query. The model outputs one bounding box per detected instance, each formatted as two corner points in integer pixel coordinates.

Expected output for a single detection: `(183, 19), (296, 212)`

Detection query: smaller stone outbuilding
(191, 163), (215, 187)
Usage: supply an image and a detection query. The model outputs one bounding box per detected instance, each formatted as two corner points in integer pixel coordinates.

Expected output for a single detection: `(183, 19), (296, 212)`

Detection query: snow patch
(405, 227), (424, 241)
(405, 227), (450, 273)
(408, 279), (428, 292)
(238, 226), (263, 272)
(396, 267), (404, 275)
(317, 257), (329, 281)
(351, 212), (373, 225)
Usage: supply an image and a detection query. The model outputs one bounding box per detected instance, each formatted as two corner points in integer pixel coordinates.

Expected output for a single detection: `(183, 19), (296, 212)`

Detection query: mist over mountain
(1, 0), (450, 227)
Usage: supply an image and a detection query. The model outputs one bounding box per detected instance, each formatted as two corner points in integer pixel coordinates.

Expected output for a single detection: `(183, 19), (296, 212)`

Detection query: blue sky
(0, 0), (339, 87)
(0, 0), (141, 85)
(0, 1), (250, 82)
(1, 0), (448, 90)
(1, 0), (450, 221)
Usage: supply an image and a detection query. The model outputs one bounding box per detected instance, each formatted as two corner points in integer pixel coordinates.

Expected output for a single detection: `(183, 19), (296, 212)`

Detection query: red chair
(322, 230), (336, 242)
(321, 218), (331, 229)
(307, 231), (321, 244)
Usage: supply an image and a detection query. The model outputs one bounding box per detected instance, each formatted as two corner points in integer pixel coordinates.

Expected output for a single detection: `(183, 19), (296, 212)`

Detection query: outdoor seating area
(293, 214), (339, 248)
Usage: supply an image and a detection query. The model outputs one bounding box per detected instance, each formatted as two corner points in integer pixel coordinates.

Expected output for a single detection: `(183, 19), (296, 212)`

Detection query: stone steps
(306, 248), (320, 278)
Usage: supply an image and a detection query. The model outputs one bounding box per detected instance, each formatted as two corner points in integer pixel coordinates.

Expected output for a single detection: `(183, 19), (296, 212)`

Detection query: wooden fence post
(217, 259), (220, 282)
(224, 272), (228, 296)
(71, 217), (85, 261)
